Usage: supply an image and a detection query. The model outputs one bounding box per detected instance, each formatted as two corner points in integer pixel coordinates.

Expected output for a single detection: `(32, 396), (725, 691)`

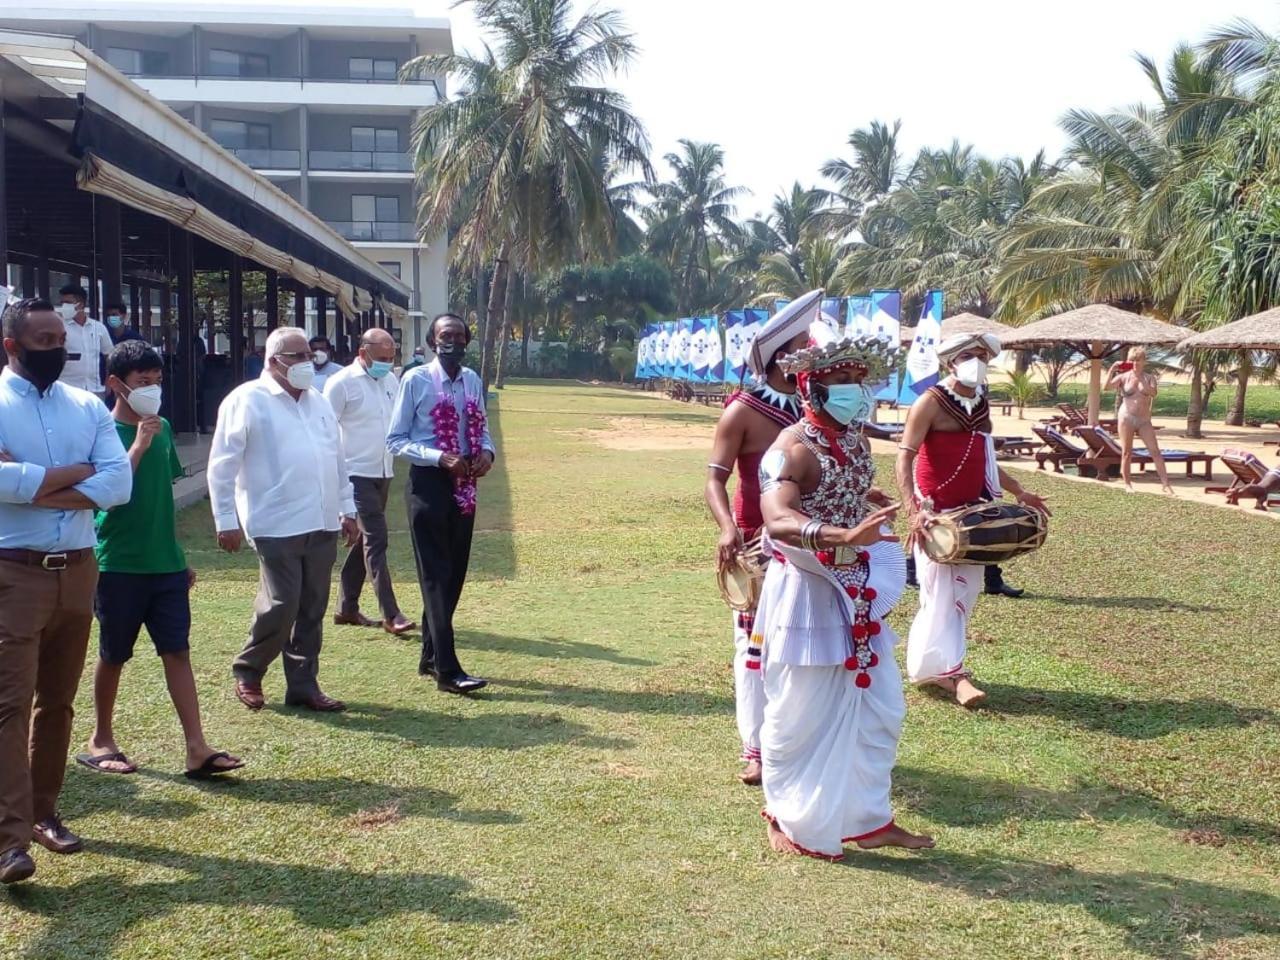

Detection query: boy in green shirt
(77, 341), (243, 779)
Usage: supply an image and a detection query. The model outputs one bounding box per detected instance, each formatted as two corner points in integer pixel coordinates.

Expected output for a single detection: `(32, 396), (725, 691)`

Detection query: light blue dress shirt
(386, 359), (495, 467)
(0, 367), (133, 551)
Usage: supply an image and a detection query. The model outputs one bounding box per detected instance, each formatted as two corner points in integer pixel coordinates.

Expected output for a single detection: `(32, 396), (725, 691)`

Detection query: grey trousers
(338, 476), (402, 621)
(233, 531), (338, 700)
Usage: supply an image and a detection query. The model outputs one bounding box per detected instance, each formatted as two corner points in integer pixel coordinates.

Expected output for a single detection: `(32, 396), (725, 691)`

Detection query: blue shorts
(95, 571), (192, 664)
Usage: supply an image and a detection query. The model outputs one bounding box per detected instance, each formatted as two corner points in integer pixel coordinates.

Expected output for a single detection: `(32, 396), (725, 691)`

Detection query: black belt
(0, 547), (96, 571)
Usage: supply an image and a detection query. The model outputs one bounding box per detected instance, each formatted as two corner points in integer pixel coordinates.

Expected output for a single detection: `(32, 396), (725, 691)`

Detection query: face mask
(107, 314), (123, 328)
(281, 359), (315, 391)
(313, 350), (329, 366)
(954, 358), (989, 388)
(17, 346), (67, 392)
(368, 359), (393, 380)
(57, 303), (77, 321)
(124, 384), (163, 417)
(436, 342), (467, 365)
(820, 383), (873, 426)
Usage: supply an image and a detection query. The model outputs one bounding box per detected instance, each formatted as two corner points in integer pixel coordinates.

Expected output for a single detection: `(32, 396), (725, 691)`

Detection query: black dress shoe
(986, 582), (1026, 598)
(0, 847), (35, 884)
(32, 816), (83, 854)
(437, 674), (488, 694)
(984, 565), (1025, 598)
(418, 663), (438, 679)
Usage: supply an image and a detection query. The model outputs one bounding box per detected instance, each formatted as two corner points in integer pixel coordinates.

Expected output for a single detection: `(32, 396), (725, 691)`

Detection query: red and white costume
(906, 384), (1001, 684)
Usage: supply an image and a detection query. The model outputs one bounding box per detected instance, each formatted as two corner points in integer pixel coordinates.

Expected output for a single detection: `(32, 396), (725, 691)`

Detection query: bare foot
(955, 677), (987, 708)
(856, 823), (935, 850)
(1162, 485), (1175, 496)
(766, 819), (841, 859)
(921, 677), (957, 698)
(1124, 483), (1136, 494)
(738, 759), (762, 786)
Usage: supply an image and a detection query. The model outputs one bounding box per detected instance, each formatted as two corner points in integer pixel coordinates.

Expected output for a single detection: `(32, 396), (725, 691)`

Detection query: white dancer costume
(756, 420), (909, 859)
(732, 610), (765, 762)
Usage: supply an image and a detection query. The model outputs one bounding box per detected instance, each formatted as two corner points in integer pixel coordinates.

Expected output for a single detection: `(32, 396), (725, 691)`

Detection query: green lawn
(3, 379), (1279, 960)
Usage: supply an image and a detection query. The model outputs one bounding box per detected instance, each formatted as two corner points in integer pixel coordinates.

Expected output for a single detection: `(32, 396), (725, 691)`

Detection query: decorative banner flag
(694, 317), (722, 383)
(741, 308), (768, 384)
(638, 323), (656, 379)
(899, 289), (944, 405)
(674, 318), (695, 381)
(847, 295), (872, 339)
(773, 299), (791, 315)
(869, 289), (901, 346)
(821, 297), (844, 326)
(723, 310), (746, 382)
(688, 318), (711, 384)
(655, 322), (674, 378)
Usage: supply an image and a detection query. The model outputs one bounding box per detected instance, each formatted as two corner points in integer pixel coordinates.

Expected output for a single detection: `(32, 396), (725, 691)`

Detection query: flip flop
(75, 752), (137, 775)
(184, 751), (245, 781)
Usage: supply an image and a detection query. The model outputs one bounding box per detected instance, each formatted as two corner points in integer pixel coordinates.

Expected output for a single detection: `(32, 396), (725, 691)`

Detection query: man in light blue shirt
(387, 313), (495, 695)
(0, 298), (131, 884)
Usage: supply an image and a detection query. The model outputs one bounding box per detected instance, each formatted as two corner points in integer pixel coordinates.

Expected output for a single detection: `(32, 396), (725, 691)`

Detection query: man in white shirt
(309, 336), (343, 393)
(207, 327), (359, 713)
(57, 285), (112, 400)
(324, 329), (415, 636)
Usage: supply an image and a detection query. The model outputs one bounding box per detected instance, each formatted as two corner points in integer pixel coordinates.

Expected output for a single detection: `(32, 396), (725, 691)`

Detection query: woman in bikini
(1107, 347), (1173, 495)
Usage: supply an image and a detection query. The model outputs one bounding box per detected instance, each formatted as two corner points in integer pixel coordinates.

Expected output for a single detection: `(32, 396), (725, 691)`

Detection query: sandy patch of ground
(576, 416), (713, 451)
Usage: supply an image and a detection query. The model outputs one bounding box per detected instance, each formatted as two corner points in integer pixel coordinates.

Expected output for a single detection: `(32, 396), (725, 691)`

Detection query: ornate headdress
(747, 289), (824, 377)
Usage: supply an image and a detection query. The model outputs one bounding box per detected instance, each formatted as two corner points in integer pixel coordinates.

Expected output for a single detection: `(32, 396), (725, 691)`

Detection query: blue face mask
(820, 383), (873, 426)
(368, 360), (394, 380)
(106, 314), (123, 328)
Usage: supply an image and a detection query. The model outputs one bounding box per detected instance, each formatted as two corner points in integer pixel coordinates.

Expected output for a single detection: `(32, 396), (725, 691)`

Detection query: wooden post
(294, 283), (306, 330)
(265, 269), (279, 332)
(315, 291), (328, 341)
(141, 284), (152, 338)
(97, 195), (123, 309)
(1087, 341), (1103, 426)
(228, 254), (243, 383)
(175, 231), (196, 434)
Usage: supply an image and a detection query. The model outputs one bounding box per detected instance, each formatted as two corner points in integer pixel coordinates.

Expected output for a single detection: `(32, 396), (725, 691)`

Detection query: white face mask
(954, 358), (988, 388)
(57, 303), (77, 321)
(125, 384), (163, 417)
(283, 360), (316, 391)
(313, 350), (329, 367)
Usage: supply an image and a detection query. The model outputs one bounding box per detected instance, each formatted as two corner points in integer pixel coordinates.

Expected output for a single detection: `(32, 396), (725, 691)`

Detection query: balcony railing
(228, 148), (302, 169)
(326, 221), (418, 242)
(309, 150), (413, 173)
(123, 72), (439, 94)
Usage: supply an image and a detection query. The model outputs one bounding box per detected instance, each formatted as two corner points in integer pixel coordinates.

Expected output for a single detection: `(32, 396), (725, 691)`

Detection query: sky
(104, 0), (1280, 217)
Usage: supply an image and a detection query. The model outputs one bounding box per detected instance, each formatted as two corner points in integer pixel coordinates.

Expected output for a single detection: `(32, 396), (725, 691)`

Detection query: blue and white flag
(688, 318), (710, 383)
(674, 318), (695, 381)
(638, 323), (657, 379)
(899, 289), (944, 404)
(693, 317), (722, 383)
(634, 325), (648, 379)
(869, 289), (901, 346)
(846, 296), (872, 339)
(821, 297), (844, 327)
(655, 322), (674, 378)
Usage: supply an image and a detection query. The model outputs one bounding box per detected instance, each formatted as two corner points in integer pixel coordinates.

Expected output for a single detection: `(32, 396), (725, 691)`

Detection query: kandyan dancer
(895, 333), (1050, 707)
(704, 297), (814, 785)
(755, 319), (934, 860)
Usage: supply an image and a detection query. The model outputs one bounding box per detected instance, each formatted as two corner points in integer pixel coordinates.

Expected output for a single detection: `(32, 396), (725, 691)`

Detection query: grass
(3, 379), (1280, 959)
(1055, 382), (1280, 423)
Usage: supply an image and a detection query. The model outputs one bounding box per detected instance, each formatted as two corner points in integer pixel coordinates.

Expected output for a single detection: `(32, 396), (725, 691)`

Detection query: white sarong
(906, 545), (982, 683)
(732, 610), (765, 761)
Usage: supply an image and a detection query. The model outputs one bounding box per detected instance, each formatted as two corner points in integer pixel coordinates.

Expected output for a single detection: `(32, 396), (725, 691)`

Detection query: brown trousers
(0, 555), (97, 852)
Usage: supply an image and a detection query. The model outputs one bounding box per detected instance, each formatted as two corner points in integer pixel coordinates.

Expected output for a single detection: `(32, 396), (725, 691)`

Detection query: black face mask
(436, 342), (467, 365)
(17, 346), (67, 392)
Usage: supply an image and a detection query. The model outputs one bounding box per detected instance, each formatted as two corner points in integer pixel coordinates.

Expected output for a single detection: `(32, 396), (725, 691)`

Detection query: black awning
(71, 100), (410, 309)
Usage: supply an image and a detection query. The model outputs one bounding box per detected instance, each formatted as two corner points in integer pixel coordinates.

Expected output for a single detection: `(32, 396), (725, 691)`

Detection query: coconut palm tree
(404, 0), (652, 389)
(821, 119), (905, 237)
(644, 139), (746, 314)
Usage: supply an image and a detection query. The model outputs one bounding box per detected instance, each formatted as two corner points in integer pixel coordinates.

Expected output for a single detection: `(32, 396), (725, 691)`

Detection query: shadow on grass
(850, 850), (1279, 959)
(980, 682), (1274, 740)
(270, 701), (633, 753)
(1034, 593), (1223, 613)
(470, 398), (516, 582)
(7, 839), (515, 960)
(462, 630), (657, 667)
(63, 768), (518, 827)
(482, 676), (732, 716)
(895, 766), (1280, 844)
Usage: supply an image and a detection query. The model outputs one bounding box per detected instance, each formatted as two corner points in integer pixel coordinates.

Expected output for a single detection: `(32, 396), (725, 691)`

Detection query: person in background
(77, 341), (243, 781)
(103, 302), (143, 347)
(1226, 462), (1280, 505)
(325, 329), (415, 636)
(57, 284), (112, 401)
(208, 327), (358, 714)
(0, 298), (132, 885)
(309, 336), (343, 392)
(243, 345), (265, 381)
(388, 314), (495, 695)
(402, 345), (427, 372)
(1107, 347), (1174, 495)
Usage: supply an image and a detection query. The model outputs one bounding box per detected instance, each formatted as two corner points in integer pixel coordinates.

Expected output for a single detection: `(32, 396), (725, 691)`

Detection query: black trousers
(406, 465), (475, 679)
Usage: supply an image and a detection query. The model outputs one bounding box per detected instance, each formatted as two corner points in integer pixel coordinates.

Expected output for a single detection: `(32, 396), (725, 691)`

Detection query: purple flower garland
(430, 395), (488, 515)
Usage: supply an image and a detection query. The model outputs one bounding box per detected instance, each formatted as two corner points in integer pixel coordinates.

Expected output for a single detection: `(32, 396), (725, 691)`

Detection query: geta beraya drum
(717, 535), (767, 611)
(922, 502), (1047, 566)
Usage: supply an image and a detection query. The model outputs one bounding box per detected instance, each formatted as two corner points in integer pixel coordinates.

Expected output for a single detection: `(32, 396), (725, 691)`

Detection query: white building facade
(1, 3), (452, 348)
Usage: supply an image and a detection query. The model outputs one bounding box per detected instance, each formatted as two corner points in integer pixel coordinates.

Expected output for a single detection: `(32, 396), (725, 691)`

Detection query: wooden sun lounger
(1056, 402), (1119, 434)
(1032, 425), (1086, 473)
(1072, 425), (1216, 481)
(1204, 450), (1280, 511)
(993, 436), (1037, 459)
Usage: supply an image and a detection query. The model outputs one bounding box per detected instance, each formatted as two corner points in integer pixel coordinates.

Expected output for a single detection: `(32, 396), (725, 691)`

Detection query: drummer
(705, 294), (816, 785)
(894, 333), (1051, 707)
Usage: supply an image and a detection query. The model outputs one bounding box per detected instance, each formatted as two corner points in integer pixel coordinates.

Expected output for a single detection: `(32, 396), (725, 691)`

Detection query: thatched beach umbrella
(1000, 305), (1184, 425)
(940, 312), (1016, 341)
(1177, 306), (1280, 351)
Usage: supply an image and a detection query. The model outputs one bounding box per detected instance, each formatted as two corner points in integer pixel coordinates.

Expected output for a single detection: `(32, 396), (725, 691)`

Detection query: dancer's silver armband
(759, 449), (791, 494)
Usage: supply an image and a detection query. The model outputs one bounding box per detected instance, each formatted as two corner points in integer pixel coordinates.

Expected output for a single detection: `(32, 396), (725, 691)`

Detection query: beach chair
(1032, 425), (1085, 473)
(1056, 402), (1119, 433)
(1073, 425), (1216, 481)
(1205, 449), (1280, 511)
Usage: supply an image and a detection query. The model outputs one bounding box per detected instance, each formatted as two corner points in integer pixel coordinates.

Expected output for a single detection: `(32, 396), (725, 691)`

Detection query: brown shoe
(235, 680), (265, 711)
(0, 847), (35, 884)
(32, 816), (83, 854)
(285, 692), (347, 712)
(384, 616), (417, 636)
(334, 611), (377, 628)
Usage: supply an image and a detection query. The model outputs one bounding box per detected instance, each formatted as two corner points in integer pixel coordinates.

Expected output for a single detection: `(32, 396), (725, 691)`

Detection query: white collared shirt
(311, 361), (344, 393)
(207, 371), (356, 538)
(323, 360), (399, 479)
(61, 315), (112, 394)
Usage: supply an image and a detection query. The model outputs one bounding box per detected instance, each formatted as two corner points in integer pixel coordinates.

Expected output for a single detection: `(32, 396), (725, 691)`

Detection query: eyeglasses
(274, 351), (310, 362)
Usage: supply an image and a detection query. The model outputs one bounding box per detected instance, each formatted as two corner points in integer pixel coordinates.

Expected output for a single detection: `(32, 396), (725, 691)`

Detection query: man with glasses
(207, 327), (359, 714)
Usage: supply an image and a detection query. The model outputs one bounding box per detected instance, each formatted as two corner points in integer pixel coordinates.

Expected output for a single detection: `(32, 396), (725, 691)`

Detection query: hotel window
(210, 120), (271, 151)
(351, 127), (400, 152)
(106, 47), (168, 75)
(208, 49), (270, 78)
(352, 195), (401, 223)
(349, 57), (398, 80)
(377, 261), (402, 279)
